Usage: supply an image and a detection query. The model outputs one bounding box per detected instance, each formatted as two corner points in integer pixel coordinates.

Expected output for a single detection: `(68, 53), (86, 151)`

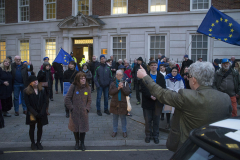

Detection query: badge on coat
(76, 91), (79, 94)
(84, 92), (88, 95)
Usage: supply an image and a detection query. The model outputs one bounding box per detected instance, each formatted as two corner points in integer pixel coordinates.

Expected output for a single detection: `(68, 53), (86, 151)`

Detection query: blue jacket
(94, 63), (113, 88)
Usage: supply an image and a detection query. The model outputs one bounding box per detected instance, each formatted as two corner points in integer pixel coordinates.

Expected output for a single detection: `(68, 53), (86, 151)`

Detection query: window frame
(75, 0), (91, 16)
(0, 0), (5, 24)
(111, 0), (128, 15)
(190, 0), (211, 11)
(18, 0), (30, 22)
(0, 41), (6, 62)
(148, 0), (168, 13)
(112, 36), (127, 60)
(44, 0), (57, 20)
(44, 38), (56, 64)
(19, 39), (30, 62)
(148, 35), (166, 61)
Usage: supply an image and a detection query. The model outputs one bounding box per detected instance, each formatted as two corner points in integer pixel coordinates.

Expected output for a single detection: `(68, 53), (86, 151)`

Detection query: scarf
(83, 69), (88, 73)
(165, 73), (182, 83)
(116, 79), (121, 101)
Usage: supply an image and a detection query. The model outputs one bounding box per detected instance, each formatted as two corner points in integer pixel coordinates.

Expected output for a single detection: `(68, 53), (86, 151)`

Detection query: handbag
(163, 105), (172, 113)
(40, 82), (48, 88)
(125, 82), (132, 112)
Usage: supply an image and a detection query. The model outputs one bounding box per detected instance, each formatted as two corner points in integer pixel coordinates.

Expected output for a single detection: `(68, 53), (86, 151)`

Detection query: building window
(45, 0), (56, 19)
(112, 0), (127, 15)
(191, 0), (210, 10)
(150, 36), (165, 59)
(77, 0), (89, 15)
(191, 35), (208, 62)
(0, 0), (5, 23)
(0, 41), (6, 62)
(113, 37), (126, 60)
(149, 0), (167, 12)
(20, 40), (29, 62)
(45, 39), (56, 64)
(19, 0), (29, 22)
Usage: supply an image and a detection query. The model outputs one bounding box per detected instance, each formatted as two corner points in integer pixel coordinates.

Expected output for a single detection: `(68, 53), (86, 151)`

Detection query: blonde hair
(0, 59), (11, 72)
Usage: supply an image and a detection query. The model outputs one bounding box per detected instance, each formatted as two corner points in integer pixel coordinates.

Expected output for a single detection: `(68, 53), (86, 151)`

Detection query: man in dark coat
(213, 58), (220, 72)
(141, 60), (166, 144)
(110, 55), (117, 77)
(11, 55), (28, 116)
(52, 62), (64, 94)
(89, 55), (100, 92)
(132, 57), (147, 105)
(180, 55), (193, 75)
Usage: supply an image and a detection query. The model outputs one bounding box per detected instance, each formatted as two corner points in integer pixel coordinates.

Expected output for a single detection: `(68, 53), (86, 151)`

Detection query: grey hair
(169, 60), (176, 67)
(125, 60), (129, 64)
(189, 62), (215, 86)
(116, 69), (123, 75)
(118, 59), (123, 62)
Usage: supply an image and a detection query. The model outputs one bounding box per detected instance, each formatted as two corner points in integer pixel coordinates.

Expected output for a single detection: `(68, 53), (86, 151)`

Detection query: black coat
(25, 87), (48, 125)
(11, 62), (28, 87)
(0, 67), (13, 99)
(63, 69), (78, 83)
(89, 61), (100, 75)
(52, 62), (63, 79)
(141, 71), (166, 110)
(37, 70), (53, 94)
(111, 60), (117, 74)
(180, 59), (193, 74)
(132, 63), (148, 81)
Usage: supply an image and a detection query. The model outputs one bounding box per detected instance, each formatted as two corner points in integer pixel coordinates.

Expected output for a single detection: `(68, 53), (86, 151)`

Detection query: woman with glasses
(64, 72), (91, 151)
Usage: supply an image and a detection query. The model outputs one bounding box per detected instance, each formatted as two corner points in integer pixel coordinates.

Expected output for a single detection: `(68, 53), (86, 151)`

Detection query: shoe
(80, 142), (86, 151)
(165, 124), (170, 129)
(145, 137), (150, 143)
(31, 143), (37, 150)
(50, 98), (54, 101)
(97, 110), (102, 116)
(111, 132), (117, 137)
(14, 112), (19, 116)
(123, 132), (127, 138)
(23, 111), (27, 115)
(36, 142), (43, 150)
(55, 91), (58, 94)
(3, 112), (11, 117)
(136, 101), (140, 105)
(154, 138), (159, 144)
(104, 110), (110, 115)
(108, 96), (111, 100)
(75, 142), (80, 150)
(66, 112), (69, 118)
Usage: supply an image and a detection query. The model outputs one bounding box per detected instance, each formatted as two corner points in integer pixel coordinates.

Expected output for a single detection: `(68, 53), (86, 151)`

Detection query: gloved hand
(36, 113), (43, 119)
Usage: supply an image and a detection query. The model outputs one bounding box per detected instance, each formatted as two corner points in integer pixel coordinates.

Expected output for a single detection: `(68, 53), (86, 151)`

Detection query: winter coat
(63, 69), (78, 83)
(11, 62), (28, 87)
(52, 62), (64, 79)
(124, 66), (132, 83)
(180, 59), (193, 75)
(141, 75), (232, 152)
(141, 71), (166, 110)
(109, 81), (130, 115)
(24, 87), (48, 125)
(0, 66), (13, 99)
(111, 60), (117, 74)
(132, 63), (148, 81)
(81, 70), (92, 81)
(64, 84), (91, 132)
(94, 63), (113, 88)
(89, 61), (100, 75)
(166, 77), (185, 93)
(40, 65), (55, 80)
(37, 70), (53, 94)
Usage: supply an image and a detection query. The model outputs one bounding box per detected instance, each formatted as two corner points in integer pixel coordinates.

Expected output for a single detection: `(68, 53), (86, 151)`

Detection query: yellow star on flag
(212, 37), (215, 39)
(218, 38), (221, 41)
(209, 28), (212, 32)
(230, 29), (234, 33)
(229, 23), (233, 27)
(211, 23), (215, 27)
(224, 38), (228, 41)
(220, 18), (223, 21)
(216, 20), (219, 23)
(225, 19), (228, 23)
(229, 34), (232, 38)
(65, 60), (66, 62)
(209, 34), (212, 36)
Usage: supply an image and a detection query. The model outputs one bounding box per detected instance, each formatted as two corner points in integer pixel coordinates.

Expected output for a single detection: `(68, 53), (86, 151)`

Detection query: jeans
(96, 86), (109, 111)
(143, 108), (161, 138)
(113, 114), (127, 132)
(55, 78), (63, 92)
(14, 84), (27, 112)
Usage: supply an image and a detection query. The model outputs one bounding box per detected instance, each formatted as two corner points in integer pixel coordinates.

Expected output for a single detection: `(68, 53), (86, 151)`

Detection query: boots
(73, 132), (80, 150)
(80, 132), (86, 151)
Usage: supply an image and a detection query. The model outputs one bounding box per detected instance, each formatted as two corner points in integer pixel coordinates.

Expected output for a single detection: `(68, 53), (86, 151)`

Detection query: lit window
(113, 37), (126, 60)
(0, 41), (6, 62)
(45, 0), (56, 19)
(45, 39), (56, 64)
(192, 0), (210, 10)
(77, 0), (89, 15)
(150, 0), (166, 12)
(20, 40), (29, 62)
(191, 35), (208, 62)
(112, 0), (127, 15)
(19, 0), (29, 22)
(0, 0), (5, 23)
(150, 36), (165, 59)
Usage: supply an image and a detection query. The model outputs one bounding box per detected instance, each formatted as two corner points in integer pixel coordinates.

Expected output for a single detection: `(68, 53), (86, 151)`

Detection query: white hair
(169, 60), (176, 67)
(118, 59), (123, 62)
(189, 62), (215, 86)
(116, 69), (123, 75)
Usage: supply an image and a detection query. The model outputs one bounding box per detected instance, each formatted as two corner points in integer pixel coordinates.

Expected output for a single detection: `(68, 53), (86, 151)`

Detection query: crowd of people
(0, 53), (239, 153)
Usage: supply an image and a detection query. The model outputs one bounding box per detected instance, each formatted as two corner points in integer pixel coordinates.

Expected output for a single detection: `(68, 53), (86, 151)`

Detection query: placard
(63, 82), (71, 96)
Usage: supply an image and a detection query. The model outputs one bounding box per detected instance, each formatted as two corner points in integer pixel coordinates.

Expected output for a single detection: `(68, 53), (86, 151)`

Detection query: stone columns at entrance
(93, 36), (99, 58)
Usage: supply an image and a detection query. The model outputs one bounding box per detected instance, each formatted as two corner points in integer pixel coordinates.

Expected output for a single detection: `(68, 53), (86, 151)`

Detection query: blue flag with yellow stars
(53, 48), (73, 65)
(197, 6), (240, 46)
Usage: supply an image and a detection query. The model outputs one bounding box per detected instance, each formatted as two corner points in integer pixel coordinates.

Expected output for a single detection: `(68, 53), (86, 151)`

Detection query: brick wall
(128, 0), (148, 14)
(92, 0), (111, 16)
(213, 0), (240, 10)
(57, 0), (72, 19)
(168, 0), (190, 12)
(30, 0), (43, 21)
(5, 0), (18, 23)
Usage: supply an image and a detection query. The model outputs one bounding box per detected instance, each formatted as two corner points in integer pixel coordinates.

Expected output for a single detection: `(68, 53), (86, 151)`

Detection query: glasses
(16, 59), (21, 60)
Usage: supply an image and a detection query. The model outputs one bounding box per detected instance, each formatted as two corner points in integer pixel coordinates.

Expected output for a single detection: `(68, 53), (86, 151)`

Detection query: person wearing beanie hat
(213, 59), (220, 72)
(24, 75), (48, 150)
(180, 54), (193, 75)
(100, 55), (105, 60)
(132, 57), (148, 105)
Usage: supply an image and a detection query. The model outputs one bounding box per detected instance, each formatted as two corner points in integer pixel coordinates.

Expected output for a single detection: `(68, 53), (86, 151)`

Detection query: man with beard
(213, 58), (240, 117)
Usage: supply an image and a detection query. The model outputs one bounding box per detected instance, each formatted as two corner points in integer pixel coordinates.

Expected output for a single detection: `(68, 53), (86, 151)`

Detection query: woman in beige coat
(64, 72), (91, 151)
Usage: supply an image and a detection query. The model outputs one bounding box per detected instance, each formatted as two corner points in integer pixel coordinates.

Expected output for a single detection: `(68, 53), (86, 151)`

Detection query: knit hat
(184, 55), (188, 58)
(222, 58), (229, 63)
(43, 57), (49, 61)
(43, 62), (50, 70)
(28, 75), (38, 85)
(137, 57), (143, 62)
(100, 55), (105, 60)
(161, 56), (166, 59)
(118, 65), (125, 69)
(214, 59), (220, 64)
(148, 60), (158, 65)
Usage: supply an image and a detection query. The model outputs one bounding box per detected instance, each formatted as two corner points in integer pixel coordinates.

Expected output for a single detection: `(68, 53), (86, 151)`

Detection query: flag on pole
(53, 48), (73, 65)
(197, 6), (240, 46)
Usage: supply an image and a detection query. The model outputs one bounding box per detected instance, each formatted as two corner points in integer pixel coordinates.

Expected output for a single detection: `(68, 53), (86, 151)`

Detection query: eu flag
(53, 48), (73, 65)
(197, 6), (240, 46)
